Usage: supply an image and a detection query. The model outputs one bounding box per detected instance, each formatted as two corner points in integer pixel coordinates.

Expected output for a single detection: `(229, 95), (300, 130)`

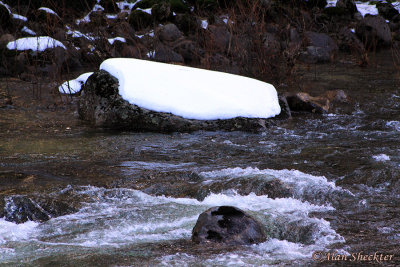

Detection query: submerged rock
(0, 194), (79, 224)
(285, 90), (349, 114)
(192, 206), (267, 245)
(78, 70), (280, 132)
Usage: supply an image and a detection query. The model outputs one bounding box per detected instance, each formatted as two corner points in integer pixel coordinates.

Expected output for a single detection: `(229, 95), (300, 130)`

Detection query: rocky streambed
(0, 50), (399, 266)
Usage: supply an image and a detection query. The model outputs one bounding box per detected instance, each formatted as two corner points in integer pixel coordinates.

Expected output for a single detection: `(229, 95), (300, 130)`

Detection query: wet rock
(78, 70), (275, 132)
(154, 43), (184, 63)
(356, 15), (392, 47)
(377, 2), (399, 21)
(285, 90), (348, 114)
(158, 23), (183, 43)
(0, 194), (79, 224)
(192, 206), (267, 245)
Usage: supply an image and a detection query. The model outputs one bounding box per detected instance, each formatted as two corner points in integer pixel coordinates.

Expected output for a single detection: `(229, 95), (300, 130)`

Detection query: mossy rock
(134, 0), (163, 9)
(128, 9), (154, 30)
(169, 0), (190, 13)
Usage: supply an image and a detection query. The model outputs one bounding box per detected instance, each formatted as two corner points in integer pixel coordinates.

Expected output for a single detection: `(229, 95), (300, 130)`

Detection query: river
(0, 51), (399, 266)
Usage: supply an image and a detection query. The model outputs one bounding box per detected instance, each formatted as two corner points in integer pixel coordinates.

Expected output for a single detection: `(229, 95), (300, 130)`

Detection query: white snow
(106, 14), (118, 19)
(12, 14), (27, 21)
(201, 19), (208, 29)
(108, 37), (126, 45)
(21, 26), (36, 36)
(137, 7), (152, 15)
(7, 36), (66, 51)
(0, 1), (11, 13)
(372, 154), (390, 162)
(58, 72), (93, 94)
(66, 29), (96, 41)
(325, 0), (398, 17)
(38, 7), (59, 17)
(100, 58), (281, 120)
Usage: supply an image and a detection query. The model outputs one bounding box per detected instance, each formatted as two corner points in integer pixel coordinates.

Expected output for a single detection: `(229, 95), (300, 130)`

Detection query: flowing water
(0, 53), (399, 266)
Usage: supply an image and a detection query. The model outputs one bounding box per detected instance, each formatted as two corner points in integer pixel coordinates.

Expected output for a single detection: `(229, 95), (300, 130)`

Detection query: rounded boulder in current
(192, 206), (267, 245)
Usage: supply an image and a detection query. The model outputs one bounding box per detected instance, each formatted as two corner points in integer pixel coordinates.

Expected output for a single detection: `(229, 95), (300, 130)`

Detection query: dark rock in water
(192, 206), (267, 245)
(0, 194), (80, 224)
(356, 15), (392, 47)
(300, 32), (338, 63)
(1, 195), (49, 223)
(78, 70), (277, 132)
(285, 90), (348, 114)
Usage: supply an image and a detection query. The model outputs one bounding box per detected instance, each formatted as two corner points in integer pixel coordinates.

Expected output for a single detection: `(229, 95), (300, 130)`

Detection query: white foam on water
(199, 167), (354, 204)
(0, 185), (344, 265)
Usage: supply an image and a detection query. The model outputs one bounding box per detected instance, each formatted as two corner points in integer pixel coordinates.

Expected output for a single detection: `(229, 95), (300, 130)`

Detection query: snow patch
(58, 72), (93, 94)
(108, 37), (126, 45)
(38, 7), (59, 17)
(21, 26), (36, 36)
(100, 58), (280, 120)
(7, 37), (66, 51)
(372, 154), (390, 162)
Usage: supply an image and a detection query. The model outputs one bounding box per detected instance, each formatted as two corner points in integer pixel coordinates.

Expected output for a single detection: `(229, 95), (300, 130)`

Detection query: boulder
(376, 2), (399, 21)
(336, 0), (357, 15)
(192, 206), (267, 245)
(128, 9), (154, 30)
(300, 32), (338, 63)
(173, 39), (204, 64)
(78, 70), (277, 132)
(285, 90), (349, 114)
(356, 15), (392, 47)
(154, 43), (184, 63)
(0, 195), (79, 224)
(158, 23), (183, 43)
(206, 25), (231, 53)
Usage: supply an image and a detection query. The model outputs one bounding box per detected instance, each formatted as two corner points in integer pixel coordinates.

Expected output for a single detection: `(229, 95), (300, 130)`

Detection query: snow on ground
(58, 72), (94, 94)
(372, 154), (390, 162)
(38, 7), (59, 17)
(108, 37), (126, 45)
(100, 58), (281, 120)
(325, 0), (400, 17)
(21, 26), (36, 36)
(7, 37), (66, 51)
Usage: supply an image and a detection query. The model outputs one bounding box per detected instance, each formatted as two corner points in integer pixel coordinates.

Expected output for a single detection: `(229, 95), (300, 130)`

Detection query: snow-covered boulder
(78, 58), (282, 132)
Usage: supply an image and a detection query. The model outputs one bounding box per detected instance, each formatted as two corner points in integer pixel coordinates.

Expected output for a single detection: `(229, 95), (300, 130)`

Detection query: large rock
(78, 70), (280, 132)
(376, 2), (399, 21)
(158, 23), (183, 43)
(0, 195), (79, 224)
(300, 32), (338, 63)
(356, 15), (392, 47)
(192, 206), (267, 245)
(285, 90), (348, 114)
